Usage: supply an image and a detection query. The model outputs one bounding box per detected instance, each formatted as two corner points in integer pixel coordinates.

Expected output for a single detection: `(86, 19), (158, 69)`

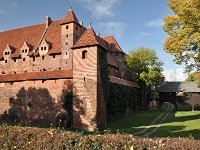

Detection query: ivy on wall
(107, 83), (141, 121)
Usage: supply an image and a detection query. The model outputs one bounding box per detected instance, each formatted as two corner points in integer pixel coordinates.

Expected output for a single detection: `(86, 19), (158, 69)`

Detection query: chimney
(46, 16), (52, 29)
(79, 21), (83, 26)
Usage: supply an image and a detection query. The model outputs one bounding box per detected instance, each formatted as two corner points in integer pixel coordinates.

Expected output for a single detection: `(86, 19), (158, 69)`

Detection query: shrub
(0, 125), (199, 150)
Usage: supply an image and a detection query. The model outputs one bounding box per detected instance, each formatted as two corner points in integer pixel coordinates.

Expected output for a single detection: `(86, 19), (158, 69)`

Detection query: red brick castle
(0, 8), (139, 130)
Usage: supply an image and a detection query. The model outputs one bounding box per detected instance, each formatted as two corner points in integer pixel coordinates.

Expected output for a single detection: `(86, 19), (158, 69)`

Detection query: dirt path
(135, 102), (174, 137)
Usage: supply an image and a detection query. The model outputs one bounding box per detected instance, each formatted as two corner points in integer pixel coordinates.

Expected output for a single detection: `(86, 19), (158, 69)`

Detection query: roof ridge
(0, 19), (63, 33)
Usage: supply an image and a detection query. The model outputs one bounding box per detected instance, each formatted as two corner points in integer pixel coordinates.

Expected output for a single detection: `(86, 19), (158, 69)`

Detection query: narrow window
(25, 49), (27, 53)
(22, 50), (24, 53)
(82, 50), (87, 59)
(66, 34), (69, 38)
(33, 56), (35, 61)
(14, 59), (16, 62)
(23, 58), (26, 61)
(42, 56), (45, 60)
(41, 47), (43, 51)
(44, 47), (46, 50)
(66, 52), (68, 55)
(5, 52), (7, 55)
(66, 42), (68, 45)
(5, 60), (7, 63)
(66, 25), (69, 29)
(53, 55), (56, 58)
(84, 77), (85, 82)
(7, 52), (10, 55)
(76, 26), (78, 30)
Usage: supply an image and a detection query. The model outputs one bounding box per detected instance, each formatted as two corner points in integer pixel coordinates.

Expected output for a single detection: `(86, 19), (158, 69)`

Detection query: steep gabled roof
(61, 10), (79, 25)
(0, 24), (46, 59)
(102, 36), (125, 54)
(0, 19), (63, 58)
(71, 26), (109, 50)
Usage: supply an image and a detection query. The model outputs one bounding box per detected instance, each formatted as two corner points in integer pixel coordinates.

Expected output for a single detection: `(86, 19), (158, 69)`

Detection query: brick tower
(72, 25), (107, 131)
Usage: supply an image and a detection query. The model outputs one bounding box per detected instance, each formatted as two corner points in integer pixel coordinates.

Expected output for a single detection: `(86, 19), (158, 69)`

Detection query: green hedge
(0, 125), (199, 150)
(107, 83), (141, 121)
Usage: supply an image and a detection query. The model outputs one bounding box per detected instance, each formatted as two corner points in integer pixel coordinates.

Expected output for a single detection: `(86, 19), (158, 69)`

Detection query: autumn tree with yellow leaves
(163, 0), (200, 72)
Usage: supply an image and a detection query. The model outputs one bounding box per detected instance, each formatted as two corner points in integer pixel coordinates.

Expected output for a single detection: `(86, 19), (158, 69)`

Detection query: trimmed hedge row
(0, 125), (199, 150)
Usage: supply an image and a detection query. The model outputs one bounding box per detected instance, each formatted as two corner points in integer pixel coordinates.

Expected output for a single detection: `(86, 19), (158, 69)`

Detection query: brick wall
(0, 79), (73, 126)
(73, 46), (98, 131)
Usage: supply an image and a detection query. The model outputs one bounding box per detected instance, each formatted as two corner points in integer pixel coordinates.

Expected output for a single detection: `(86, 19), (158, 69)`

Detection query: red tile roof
(109, 76), (140, 88)
(61, 10), (79, 25)
(0, 24), (46, 59)
(0, 70), (73, 82)
(0, 19), (64, 59)
(102, 36), (125, 54)
(71, 27), (109, 50)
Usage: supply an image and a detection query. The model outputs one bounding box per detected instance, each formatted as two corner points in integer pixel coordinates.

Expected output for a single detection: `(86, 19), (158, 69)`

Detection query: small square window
(5, 52), (7, 55)
(66, 25), (69, 29)
(23, 58), (26, 61)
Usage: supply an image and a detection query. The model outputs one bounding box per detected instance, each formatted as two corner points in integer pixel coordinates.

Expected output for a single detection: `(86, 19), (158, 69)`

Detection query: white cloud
(78, 0), (121, 18)
(137, 32), (150, 38)
(146, 19), (163, 28)
(162, 68), (188, 81)
(0, 9), (6, 14)
(98, 22), (126, 38)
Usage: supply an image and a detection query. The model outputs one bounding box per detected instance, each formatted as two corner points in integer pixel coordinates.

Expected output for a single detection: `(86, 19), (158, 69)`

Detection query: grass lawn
(107, 103), (200, 139)
(107, 111), (161, 134)
(150, 111), (200, 140)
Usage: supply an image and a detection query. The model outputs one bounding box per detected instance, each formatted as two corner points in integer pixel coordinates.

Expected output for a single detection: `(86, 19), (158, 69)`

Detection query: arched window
(82, 50), (87, 59)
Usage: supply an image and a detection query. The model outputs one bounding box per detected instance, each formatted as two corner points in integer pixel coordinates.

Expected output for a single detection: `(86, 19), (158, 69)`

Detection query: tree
(186, 71), (200, 86)
(163, 0), (200, 72)
(126, 47), (163, 110)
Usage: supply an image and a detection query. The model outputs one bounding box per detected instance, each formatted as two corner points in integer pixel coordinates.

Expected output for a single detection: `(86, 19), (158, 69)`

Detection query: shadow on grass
(99, 111), (200, 140)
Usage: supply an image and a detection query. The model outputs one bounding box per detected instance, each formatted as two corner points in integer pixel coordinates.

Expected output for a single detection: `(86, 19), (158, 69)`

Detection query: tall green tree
(126, 47), (163, 110)
(163, 0), (200, 72)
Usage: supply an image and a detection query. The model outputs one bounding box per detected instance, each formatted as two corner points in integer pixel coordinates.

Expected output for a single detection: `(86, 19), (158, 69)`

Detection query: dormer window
(39, 39), (49, 56)
(20, 42), (30, 58)
(82, 50), (87, 59)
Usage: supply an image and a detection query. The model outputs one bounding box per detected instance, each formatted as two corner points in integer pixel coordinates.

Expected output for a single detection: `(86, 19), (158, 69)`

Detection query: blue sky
(0, 0), (188, 81)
